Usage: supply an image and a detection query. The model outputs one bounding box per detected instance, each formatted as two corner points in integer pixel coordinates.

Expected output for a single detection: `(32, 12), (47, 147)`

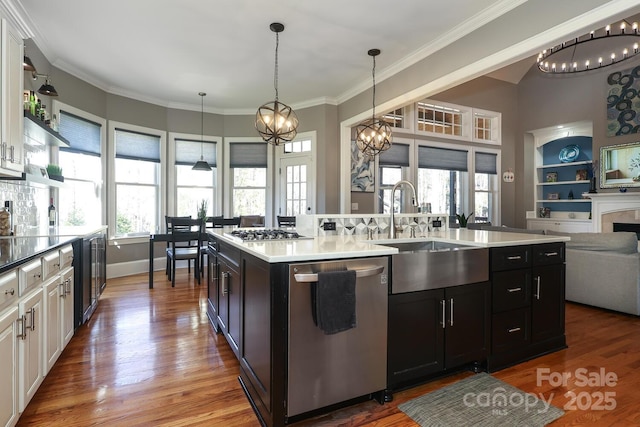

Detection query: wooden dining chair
(165, 215), (191, 277)
(239, 215), (265, 228)
(212, 217), (241, 228)
(166, 217), (203, 287)
(277, 215), (296, 228)
(199, 216), (218, 277)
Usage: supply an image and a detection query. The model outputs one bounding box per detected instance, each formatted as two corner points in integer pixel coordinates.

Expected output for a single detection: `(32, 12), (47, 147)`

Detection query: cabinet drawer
(218, 242), (241, 269)
(492, 270), (531, 312)
(42, 251), (61, 281)
(492, 308), (530, 353)
(533, 243), (565, 266)
(491, 246), (531, 271)
(59, 244), (74, 269)
(19, 259), (43, 296)
(0, 270), (18, 311)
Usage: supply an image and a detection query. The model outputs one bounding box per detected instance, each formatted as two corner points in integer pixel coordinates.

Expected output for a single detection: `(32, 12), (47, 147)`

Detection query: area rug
(399, 373), (564, 427)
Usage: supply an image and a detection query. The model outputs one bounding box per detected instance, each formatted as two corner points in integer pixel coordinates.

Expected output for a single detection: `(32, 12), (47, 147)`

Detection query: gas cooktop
(225, 229), (312, 242)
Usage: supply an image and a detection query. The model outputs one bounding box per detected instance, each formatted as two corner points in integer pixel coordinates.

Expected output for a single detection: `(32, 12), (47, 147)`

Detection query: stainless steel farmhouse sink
(379, 240), (489, 293)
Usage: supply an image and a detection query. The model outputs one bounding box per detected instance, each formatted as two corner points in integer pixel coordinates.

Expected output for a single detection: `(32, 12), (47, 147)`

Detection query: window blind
(418, 146), (468, 171)
(59, 110), (102, 156)
(229, 142), (267, 167)
(379, 143), (410, 166)
(115, 128), (161, 162)
(175, 139), (217, 167)
(475, 152), (497, 174)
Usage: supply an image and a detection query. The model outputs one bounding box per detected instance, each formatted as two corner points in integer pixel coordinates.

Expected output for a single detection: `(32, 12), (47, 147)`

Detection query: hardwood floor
(17, 269), (640, 426)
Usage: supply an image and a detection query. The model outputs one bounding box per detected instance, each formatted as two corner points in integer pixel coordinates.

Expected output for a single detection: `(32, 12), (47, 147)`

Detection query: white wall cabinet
(0, 306), (19, 427)
(527, 218), (593, 233)
(0, 16), (24, 176)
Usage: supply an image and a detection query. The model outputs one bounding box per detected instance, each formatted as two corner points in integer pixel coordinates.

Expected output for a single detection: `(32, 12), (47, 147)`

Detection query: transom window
(383, 107), (406, 129)
(417, 102), (463, 136)
(284, 140), (311, 153)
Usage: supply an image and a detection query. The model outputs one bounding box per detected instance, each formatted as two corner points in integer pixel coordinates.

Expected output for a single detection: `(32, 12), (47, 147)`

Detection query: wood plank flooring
(17, 269), (640, 426)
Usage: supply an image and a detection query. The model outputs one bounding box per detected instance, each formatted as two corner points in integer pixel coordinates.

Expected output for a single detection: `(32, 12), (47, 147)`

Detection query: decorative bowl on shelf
(559, 144), (580, 163)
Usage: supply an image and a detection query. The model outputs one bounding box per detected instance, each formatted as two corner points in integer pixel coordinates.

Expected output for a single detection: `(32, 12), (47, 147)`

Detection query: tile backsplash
(0, 180), (48, 234)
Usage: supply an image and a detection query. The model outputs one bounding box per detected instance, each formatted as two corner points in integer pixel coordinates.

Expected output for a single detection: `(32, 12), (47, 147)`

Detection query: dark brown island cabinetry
(488, 242), (566, 371)
(387, 281), (490, 389)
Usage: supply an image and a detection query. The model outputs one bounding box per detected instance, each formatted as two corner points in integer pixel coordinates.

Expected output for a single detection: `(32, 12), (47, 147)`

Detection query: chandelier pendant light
(192, 92), (212, 171)
(538, 19), (640, 74)
(355, 49), (392, 158)
(255, 22), (299, 146)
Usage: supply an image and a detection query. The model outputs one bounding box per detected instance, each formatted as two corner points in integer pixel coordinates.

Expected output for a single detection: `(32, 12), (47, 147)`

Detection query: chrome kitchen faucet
(389, 180), (419, 239)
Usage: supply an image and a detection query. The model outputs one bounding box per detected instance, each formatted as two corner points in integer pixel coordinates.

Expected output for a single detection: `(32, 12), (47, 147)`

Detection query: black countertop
(0, 226), (107, 274)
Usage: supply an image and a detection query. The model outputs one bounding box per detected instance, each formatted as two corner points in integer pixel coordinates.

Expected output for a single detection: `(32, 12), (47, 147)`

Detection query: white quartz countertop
(210, 228), (570, 263)
(15, 225), (108, 238)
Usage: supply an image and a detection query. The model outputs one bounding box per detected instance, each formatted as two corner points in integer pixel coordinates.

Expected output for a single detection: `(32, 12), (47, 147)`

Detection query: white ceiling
(7, 0), (640, 114)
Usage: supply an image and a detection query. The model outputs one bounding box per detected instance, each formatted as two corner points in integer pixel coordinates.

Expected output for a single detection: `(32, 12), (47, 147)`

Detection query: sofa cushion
(545, 230), (638, 254)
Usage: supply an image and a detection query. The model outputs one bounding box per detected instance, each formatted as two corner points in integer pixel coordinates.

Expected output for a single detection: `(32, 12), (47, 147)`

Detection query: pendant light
(355, 49), (392, 158)
(255, 22), (299, 146)
(192, 92), (212, 171)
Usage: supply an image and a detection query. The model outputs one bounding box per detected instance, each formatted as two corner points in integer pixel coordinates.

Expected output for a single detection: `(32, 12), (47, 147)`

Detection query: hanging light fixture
(537, 18), (640, 74)
(23, 54), (36, 72)
(355, 49), (392, 158)
(255, 22), (299, 146)
(192, 92), (212, 171)
(32, 73), (59, 96)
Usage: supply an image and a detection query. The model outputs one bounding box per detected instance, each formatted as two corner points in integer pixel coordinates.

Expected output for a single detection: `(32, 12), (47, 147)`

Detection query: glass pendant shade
(255, 22), (298, 146)
(355, 117), (392, 158)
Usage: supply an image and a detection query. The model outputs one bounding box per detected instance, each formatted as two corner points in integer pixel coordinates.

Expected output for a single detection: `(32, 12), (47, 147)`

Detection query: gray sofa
(476, 225), (640, 315)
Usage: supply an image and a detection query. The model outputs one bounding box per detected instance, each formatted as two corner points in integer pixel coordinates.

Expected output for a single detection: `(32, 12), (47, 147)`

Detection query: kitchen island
(206, 228), (570, 426)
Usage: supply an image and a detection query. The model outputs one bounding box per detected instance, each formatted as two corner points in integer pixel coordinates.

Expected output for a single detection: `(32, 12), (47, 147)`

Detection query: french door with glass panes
(278, 155), (314, 216)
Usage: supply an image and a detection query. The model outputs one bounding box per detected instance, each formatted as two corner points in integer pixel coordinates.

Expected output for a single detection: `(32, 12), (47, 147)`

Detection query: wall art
(350, 140), (374, 192)
(606, 65), (640, 136)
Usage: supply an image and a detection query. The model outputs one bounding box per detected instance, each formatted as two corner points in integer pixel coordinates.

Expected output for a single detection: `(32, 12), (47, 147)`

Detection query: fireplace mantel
(587, 192), (640, 232)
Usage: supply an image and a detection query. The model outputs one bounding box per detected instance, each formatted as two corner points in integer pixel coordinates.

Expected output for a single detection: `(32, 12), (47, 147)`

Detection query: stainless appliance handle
(293, 265), (384, 283)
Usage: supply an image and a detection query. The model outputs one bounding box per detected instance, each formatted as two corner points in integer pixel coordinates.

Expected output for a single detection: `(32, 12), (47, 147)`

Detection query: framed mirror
(600, 141), (640, 188)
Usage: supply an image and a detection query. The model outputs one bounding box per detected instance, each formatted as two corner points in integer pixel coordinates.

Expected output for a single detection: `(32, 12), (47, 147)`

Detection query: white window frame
(108, 121), (167, 244)
(167, 131), (223, 217)
(382, 104), (414, 133)
(51, 100), (107, 226)
(223, 137), (273, 226)
(375, 137), (415, 214)
(472, 108), (502, 145)
(276, 130), (317, 219)
(415, 100), (470, 141)
(470, 147), (501, 225)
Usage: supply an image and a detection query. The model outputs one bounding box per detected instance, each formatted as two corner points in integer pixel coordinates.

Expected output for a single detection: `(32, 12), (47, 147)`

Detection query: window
(473, 109), (501, 144)
(417, 145), (468, 223)
(474, 151), (498, 223)
(417, 102), (463, 136)
(378, 143), (410, 213)
(57, 107), (105, 227)
(383, 107), (407, 129)
(229, 142), (268, 216)
(174, 138), (217, 217)
(110, 123), (165, 237)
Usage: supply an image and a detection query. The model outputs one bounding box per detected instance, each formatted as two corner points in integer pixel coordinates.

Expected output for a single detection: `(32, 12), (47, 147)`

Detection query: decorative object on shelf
(547, 192), (560, 200)
(589, 177), (598, 193)
(600, 142), (640, 188)
(568, 190), (574, 200)
(575, 169), (588, 181)
(502, 168), (514, 182)
(355, 48), (392, 158)
(192, 92), (212, 171)
(255, 22), (299, 146)
(455, 212), (473, 228)
(538, 207), (551, 218)
(537, 18), (640, 74)
(46, 164), (63, 182)
(558, 144), (580, 163)
(607, 64), (640, 136)
(545, 171), (558, 182)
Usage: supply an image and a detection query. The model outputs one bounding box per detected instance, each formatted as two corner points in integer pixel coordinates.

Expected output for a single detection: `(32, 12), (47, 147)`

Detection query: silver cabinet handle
(30, 307), (36, 331)
(294, 265), (384, 283)
(17, 315), (27, 339)
(544, 252), (558, 257)
(66, 279), (72, 295)
(441, 299), (446, 329)
(4, 289), (14, 295)
(59, 281), (66, 297)
(507, 287), (522, 293)
(534, 276), (541, 300)
(507, 255), (522, 260)
(449, 298), (454, 327)
(9, 145), (15, 163)
(0, 142), (6, 161)
(508, 327), (521, 333)
(221, 271), (229, 296)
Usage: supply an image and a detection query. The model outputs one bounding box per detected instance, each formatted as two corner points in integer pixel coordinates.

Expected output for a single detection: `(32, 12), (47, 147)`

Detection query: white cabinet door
(0, 306), (19, 427)
(527, 218), (592, 233)
(43, 276), (61, 374)
(0, 17), (24, 176)
(18, 288), (43, 413)
(60, 267), (74, 348)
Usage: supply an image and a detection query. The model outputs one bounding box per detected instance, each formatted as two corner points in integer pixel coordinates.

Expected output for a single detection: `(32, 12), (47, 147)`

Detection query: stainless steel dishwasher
(287, 257), (388, 418)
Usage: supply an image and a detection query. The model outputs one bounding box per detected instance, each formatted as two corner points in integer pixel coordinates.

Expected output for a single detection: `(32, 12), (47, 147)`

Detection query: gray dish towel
(312, 269), (357, 335)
